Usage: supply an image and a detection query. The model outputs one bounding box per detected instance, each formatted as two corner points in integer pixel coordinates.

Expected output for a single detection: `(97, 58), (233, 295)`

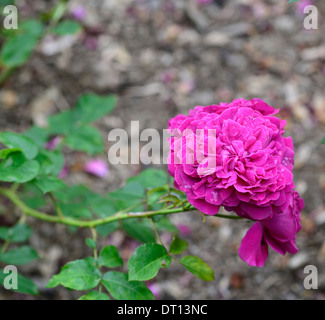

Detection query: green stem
(213, 213), (243, 220)
(0, 188), (243, 230)
(49, 193), (64, 220)
(0, 68), (14, 86)
(48, 0), (69, 28)
(90, 227), (98, 260)
(149, 217), (166, 249)
(1, 239), (10, 254)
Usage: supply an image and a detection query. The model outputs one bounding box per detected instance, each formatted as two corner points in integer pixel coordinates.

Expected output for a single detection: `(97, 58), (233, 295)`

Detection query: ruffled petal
(238, 222), (269, 267)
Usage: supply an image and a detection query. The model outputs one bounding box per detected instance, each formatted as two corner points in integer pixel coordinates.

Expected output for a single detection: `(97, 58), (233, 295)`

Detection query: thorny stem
(0, 187), (243, 230)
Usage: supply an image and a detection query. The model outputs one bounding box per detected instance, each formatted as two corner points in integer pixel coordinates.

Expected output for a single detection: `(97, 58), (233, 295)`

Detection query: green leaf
(48, 110), (75, 135)
(127, 169), (168, 190)
(109, 181), (145, 211)
(53, 185), (90, 203)
(74, 94), (117, 124)
(0, 228), (9, 242)
(153, 216), (178, 234)
(164, 255), (172, 268)
(0, 158), (40, 183)
(91, 197), (117, 218)
(32, 175), (66, 194)
(0, 0), (14, 6)
(79, 291), (110, 300)
(23, 126), (49, 148)
(128, 243), (169, 281)
(1, 34), (38, 68)
(159, 195), (180, 204)
(85, 238), (97, 249)
(47, 258), (101, 291)
(98, 245), (123, 268)
(288, 0), (301, 3)
(95, 222), (119, 237)
(0, 132), (38, 160)
(147, 185), (170, 209)
(0, 269), (39, 295)
(122, 220), (155, 243)
(53, 20), (82, 35)
(65, 125), (104, 155)
(169, 235), (188, 255)
(321, 137), (325, 144)
(20, 182), (47, 209)
(0, 246), (38, 265)
(0, 148), (21, 160)
(36, 150), (64, 176)
(20, 19), (44, 38)
(0, 223), (32, 243)
(180, 256), (215, 282)
(102, 271), (154, 300)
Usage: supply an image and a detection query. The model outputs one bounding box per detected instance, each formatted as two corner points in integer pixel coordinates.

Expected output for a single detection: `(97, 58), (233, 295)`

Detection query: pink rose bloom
(239, 191), (304, 267)
(167, 99), (304, 266)
(168, 99), (295, 220)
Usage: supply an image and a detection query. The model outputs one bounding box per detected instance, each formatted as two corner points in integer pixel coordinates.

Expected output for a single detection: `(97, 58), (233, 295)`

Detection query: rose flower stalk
(167, 99), (304, 267)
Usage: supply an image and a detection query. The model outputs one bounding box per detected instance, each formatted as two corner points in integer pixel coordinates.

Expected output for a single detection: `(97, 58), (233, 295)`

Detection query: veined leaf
(169, 235), (188, 255)
(180, 255), (215, 281)
(32, 175), (66, 194)
(0, 132), (38, 160)
(0, 246), (38, 265)
(47, 258), (101, 291)
(128, 243), (169, 281)
(78, 291), (110, 300)
(98, 245), (123, 268)
(0, 223), (32, 243)
(0, 158), (40, 183)
(102, 271), (154, 300)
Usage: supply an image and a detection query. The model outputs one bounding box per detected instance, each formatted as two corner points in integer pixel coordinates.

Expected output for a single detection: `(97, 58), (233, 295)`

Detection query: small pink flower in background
(296, 0), (313, 16)
(84, 158), (109, 178)
(161, 69), (177, 85)
(146, 282), (160, 300)
(177, 224), (192, 236)
(84, 37), (98, 51)
(58, 164), (69, 179)
(71, 5), (86, 21)
(45, 136), (62, 151)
